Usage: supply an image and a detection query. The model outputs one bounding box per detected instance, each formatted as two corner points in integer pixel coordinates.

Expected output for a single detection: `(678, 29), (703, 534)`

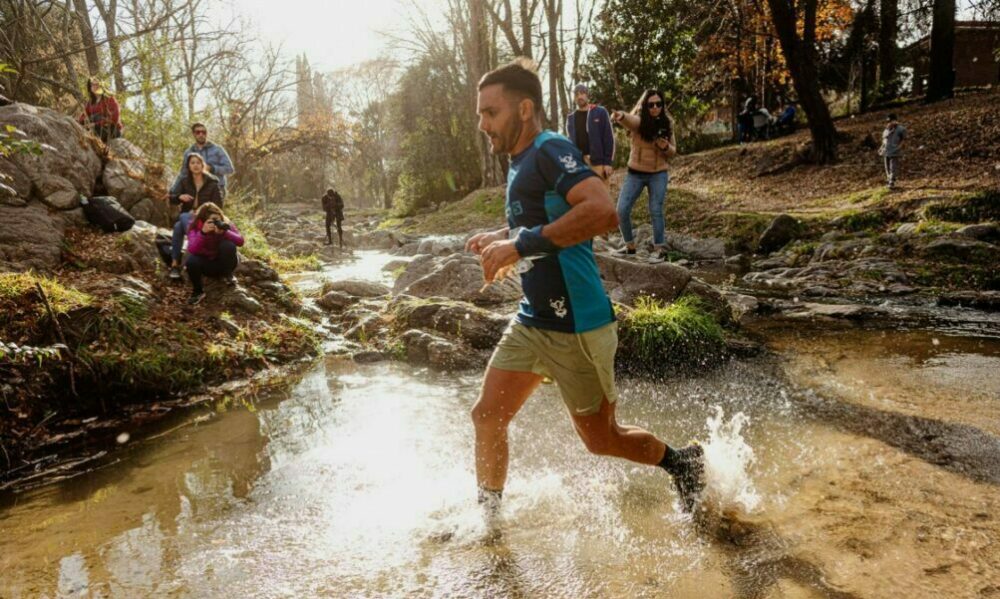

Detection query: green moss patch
(922, 190), (1000, 223)
(616, 296), (728, 376)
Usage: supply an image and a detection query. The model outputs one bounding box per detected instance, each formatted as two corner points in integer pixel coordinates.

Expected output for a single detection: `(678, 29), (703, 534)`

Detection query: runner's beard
(503, 118), (523, 154)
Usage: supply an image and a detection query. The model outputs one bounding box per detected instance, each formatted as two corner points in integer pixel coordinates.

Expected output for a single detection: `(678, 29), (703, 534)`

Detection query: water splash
(702, 406), (761, 514)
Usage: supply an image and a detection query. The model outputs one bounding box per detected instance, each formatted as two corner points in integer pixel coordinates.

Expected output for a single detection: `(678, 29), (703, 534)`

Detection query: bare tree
(765, 0), (838, 163)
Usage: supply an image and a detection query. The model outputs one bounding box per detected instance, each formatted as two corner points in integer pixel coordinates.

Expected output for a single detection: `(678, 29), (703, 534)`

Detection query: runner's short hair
(191, 122), (207, 132)
(478, 58), (543, 118)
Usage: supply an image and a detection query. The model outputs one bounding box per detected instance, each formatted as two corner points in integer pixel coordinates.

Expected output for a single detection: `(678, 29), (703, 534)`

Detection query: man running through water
(466, 59), (705, 517)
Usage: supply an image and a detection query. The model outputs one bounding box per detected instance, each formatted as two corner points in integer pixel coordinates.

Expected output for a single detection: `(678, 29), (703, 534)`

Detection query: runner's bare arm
(539, 177), (618, 247)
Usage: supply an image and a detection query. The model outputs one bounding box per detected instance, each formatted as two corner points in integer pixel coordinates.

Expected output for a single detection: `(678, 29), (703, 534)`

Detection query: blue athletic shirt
(506, 130), (615, 333)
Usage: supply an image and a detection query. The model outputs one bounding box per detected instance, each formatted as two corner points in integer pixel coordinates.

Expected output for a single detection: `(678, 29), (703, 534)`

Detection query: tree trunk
(765, 0), (838, 163)
(71, 0), (100, 76)
(520, 0), (533, 59)
(926, 0), (956, 102)
(544, 0), (561, 129)
(469, 0), (503, 186)
(877, 0), (898, 102)
(93, 0), (126, 94)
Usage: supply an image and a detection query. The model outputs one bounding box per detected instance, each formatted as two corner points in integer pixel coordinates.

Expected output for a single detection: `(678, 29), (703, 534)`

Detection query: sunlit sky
(221, 0), (426, 72)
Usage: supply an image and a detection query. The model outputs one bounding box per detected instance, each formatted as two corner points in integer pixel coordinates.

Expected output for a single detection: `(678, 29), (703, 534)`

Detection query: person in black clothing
(321, 188), (345, 247)
(738, 95), (757, 144)
(167, 153), (223, 280)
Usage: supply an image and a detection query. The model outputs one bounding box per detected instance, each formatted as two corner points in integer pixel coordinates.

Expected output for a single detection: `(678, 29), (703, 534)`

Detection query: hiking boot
(168, 266), (182, 281)
(612, 246), (637, 257)
(187, 291), (206, 305)
(669, 443), (706, 512)
(223, 274), (237, 287)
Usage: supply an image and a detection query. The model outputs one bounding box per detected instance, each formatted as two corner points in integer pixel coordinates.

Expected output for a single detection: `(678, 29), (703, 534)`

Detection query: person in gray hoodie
(879, 113), (906, 189)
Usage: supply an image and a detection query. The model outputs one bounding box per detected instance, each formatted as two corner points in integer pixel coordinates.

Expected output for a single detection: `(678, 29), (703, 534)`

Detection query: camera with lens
(656, 127), (671, 140)
(211, 218), (231, 232)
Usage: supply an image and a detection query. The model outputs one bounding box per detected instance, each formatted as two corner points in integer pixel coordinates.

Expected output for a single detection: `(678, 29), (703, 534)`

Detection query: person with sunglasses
(169, 123), (236, 206)
(611, 89), (677, 264)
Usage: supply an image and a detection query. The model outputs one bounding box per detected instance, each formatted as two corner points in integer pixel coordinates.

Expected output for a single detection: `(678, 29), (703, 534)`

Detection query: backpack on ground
(82, 196), (135, 233)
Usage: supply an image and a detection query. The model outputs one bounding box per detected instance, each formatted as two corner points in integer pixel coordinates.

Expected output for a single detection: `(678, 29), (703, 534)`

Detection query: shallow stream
(2, 252), (998, 598)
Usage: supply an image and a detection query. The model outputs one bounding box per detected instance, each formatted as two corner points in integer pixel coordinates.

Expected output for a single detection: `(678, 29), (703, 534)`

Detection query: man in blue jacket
(565, 84), (615, 188)
(169, 123), (236, 204)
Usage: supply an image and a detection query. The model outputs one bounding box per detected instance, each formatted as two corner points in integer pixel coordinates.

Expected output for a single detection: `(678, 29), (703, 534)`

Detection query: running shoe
(612, 246), (637, 257)
(187, 291), (206, 305)
(168, 266), (182, 281)
(670, 443), (706, 512)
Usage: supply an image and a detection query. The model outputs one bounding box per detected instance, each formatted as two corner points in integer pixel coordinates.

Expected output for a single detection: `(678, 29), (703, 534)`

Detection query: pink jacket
(187, 220), (244, 259)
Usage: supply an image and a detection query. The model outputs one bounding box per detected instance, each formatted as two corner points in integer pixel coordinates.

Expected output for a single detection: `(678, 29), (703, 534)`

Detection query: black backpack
(82, 196), (135, 233)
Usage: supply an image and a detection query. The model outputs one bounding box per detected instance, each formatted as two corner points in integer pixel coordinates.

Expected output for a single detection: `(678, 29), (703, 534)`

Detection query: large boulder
(922, 238), (999, 261)
(127, 197), (171, 228)
(953, 223), (999, 244)
(391, 296), (508, 349)
(0, 157), (32, 205)
(397, 329), (482, 371)
(102, 139), (147, 209)
(322, 279), (391, 298)
(399, 255), (522, 305)
(757, 214), (800, 254)
(0, 202), (65, 270)
(595, 254), (691, 305)
(416, 236), (464, 256)
(0, 103), (102, 210)
(664, 232), (726, 260)
(117, 221), (166, 272)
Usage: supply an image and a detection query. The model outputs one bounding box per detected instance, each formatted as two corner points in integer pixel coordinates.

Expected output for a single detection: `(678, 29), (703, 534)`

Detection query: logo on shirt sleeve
(559, 154), (582, 173)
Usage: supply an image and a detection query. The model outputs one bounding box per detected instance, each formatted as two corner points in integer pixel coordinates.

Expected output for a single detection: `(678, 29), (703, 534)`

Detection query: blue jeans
(617, 170), (668, 246)
(171, 211), (193, 263)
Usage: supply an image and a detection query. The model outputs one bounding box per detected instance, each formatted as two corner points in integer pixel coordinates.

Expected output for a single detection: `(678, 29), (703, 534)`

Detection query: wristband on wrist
(513, 225), (560, 258)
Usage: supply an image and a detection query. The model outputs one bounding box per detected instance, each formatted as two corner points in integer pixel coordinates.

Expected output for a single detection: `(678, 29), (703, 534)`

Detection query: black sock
(658, 445), (680, 474)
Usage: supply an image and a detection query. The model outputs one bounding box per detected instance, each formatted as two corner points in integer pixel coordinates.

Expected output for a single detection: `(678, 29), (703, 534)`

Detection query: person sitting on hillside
(77, 77), (122, 143)
(185, 202), (244, 305)
(775, 102), (797, 134)
(167, 153), (222, 281)
(170, 123), (235, 203)
(321, 188), (345, 247)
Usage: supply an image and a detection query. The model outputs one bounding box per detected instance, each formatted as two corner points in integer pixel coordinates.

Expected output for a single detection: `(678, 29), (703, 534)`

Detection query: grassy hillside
(388, 90), (998, 249)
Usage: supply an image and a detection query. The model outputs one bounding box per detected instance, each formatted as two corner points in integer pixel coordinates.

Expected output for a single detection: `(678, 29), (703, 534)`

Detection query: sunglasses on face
(647, 101), (663, 108)
(194, 130), (207, 135)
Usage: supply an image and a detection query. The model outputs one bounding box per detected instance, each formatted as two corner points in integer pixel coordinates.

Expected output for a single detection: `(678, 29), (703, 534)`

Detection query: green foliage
(581, 0), (705, 123)
(398, 186), (506, 234)
(922, 190), (1000, 223)
(0, 272), (93, 315)
(617, 296), (727, 376)
(913, 219), (962, 235)
(0, 124), (43, 160)
(832, 209), (884, 232)
(389, 55), (481, 215)
(225, 192), (322, 274)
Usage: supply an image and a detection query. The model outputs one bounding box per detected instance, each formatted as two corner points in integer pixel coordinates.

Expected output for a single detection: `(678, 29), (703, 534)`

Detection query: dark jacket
(322, 191), (344, 217)
(564, 104), (615, 166)
(170, 172), (223, 213)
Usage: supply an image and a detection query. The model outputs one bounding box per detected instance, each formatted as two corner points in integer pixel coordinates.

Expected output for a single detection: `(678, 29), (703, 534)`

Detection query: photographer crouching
(184, 202), (244, 305)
